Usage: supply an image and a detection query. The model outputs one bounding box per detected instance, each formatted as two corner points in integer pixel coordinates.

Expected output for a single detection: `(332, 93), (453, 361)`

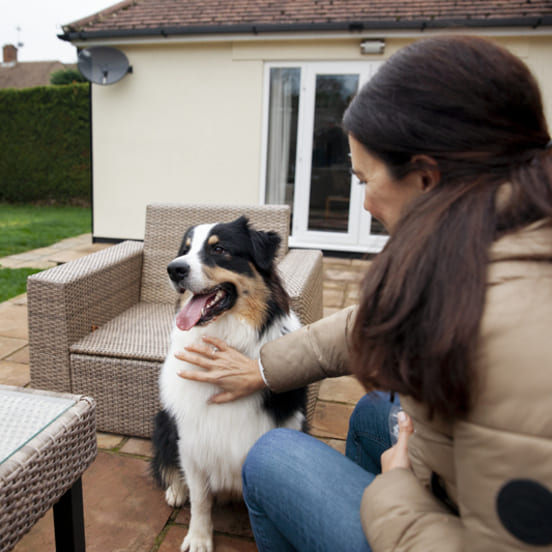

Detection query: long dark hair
(343, 35), (552, 419)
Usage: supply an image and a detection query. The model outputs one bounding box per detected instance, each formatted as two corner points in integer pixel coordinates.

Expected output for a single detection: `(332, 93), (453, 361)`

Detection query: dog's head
(167, 216), (288, 331)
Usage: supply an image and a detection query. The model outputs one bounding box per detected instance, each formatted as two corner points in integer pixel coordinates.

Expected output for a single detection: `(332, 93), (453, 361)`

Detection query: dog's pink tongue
(176, 294), (210, 331)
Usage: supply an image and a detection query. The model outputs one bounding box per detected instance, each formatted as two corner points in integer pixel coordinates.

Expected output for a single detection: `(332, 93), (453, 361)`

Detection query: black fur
(200, 217), (281, 278)
(151, 409), (180, 488)
(262, 387), (308, 431)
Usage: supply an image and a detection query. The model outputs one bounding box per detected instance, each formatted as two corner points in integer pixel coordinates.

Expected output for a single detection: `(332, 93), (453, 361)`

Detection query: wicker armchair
(27, 204), (324, 437)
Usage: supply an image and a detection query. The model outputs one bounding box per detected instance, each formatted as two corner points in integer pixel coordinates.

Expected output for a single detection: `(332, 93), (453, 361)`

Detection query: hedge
(0, 84), (91, 204)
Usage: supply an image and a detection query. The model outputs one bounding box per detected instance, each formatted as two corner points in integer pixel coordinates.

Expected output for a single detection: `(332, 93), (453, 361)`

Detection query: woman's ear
(411, 155), (440, 192)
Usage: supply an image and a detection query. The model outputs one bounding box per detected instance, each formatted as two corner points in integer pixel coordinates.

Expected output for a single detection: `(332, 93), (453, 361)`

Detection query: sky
(1, 0), (117, 63)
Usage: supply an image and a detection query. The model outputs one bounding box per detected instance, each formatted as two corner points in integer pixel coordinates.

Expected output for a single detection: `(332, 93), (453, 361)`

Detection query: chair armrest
(278, 249), (324, 326)
(27, 241), (144, 393)
(278, 248), (324, 425)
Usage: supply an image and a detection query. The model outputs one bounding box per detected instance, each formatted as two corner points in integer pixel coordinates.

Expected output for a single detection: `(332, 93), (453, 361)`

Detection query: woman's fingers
(208, 390), (239, 404)
(173, 337), (267, 403)
(200, 335), (228, 351)
(395, 411), (414, 448)
(174, 347), (214, 369)
(177, 364), (216, 383)
(381, 411), (414, 472)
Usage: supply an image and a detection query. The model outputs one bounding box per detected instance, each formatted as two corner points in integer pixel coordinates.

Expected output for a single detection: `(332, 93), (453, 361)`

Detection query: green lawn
(0, 267), (44, 303)
(0, 204), (92, 302)
(0, 203), (91, 257)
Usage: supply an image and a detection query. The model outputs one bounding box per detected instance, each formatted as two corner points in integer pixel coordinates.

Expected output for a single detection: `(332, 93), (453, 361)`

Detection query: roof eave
(58, 16), (552, 42)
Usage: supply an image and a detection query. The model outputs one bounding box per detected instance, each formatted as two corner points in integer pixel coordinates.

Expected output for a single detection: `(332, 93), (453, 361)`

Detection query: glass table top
(0, 388), (76, 464)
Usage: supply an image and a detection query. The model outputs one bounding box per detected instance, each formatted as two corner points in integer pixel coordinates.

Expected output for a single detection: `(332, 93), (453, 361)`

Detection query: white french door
(262, 61), (387, 253)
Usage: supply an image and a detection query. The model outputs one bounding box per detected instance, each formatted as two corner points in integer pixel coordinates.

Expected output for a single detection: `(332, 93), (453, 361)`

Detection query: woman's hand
(381, 411), (414, 472)
(174, 335), (266, 404)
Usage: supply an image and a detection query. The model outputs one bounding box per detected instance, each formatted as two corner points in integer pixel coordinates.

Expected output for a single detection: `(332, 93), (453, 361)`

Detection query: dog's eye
(212, 245), (225, 255)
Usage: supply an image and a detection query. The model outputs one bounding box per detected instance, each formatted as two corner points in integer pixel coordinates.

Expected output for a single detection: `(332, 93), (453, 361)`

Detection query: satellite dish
(77, 46), (132, 85)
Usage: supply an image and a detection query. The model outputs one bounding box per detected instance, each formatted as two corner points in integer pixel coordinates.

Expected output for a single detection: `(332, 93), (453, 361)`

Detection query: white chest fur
(159, 311), (302, 493)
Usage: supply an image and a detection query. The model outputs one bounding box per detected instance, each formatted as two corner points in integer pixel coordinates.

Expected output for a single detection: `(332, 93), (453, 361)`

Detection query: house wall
(92, 41), (263, 239)
(90, 33), (552, 241)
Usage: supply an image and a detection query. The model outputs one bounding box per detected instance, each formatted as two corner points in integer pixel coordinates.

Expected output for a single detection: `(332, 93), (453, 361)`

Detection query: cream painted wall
(92, 42), (264, 239)
(90, 33), (552, 241)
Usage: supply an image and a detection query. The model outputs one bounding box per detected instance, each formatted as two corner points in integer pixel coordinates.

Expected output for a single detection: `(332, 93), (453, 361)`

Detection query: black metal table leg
(53, 477), (86, 552)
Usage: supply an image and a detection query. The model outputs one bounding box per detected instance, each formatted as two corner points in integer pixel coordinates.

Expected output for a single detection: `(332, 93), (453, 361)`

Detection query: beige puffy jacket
(260, 219), (552, 551)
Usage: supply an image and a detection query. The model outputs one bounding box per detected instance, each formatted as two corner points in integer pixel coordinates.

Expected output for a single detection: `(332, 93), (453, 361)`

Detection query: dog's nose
(167, 260), (190, 282)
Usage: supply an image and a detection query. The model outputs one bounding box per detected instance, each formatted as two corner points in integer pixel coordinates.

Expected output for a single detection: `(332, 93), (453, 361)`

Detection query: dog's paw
(181, 532), (214, 552)
(165, 482), (188, 508)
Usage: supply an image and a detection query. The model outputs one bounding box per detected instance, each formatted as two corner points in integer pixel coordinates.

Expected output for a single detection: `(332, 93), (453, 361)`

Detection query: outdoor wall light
(360, 39), (385, 55)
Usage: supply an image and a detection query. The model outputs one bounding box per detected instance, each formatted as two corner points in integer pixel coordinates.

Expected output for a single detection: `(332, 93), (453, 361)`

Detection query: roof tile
(0, 61), (76, 88)
(62, 0), (552, 35)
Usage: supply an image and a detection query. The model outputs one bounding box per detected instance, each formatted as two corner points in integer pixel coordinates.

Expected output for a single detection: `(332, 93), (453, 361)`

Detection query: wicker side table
(0, 385), (97, 552)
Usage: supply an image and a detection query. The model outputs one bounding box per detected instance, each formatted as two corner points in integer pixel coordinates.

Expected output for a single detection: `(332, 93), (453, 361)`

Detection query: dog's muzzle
(167, 260), (190, 288)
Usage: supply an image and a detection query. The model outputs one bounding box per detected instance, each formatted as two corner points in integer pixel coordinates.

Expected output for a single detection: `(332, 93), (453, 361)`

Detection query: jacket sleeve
(360, 469), (463, 552)
(259, 306), (356, 392)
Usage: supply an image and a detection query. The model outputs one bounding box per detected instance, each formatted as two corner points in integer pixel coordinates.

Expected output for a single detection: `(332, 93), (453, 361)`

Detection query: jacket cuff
(257, 358), (269, 387)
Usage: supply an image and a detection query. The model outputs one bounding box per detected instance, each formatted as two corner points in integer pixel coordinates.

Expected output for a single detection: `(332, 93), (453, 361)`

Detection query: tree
(50, 69), (87, 85)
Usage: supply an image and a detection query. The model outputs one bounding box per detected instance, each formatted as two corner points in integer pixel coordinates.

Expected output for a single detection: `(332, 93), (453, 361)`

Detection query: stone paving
(0, 234), (370, 551)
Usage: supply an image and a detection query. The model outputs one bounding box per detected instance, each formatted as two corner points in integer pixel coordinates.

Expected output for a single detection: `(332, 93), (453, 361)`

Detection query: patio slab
(174, 500), (254, 539)
(0, 233), (111, 269)
(0, 300), (28, 340)
(318, 375), (365, 405)
(310, 401), (356, 440)
(120, 437), (154, 457)
(14, 452), (173, 552)
(0, 336), (27, 358)
(0, 359), (30, 387)
(159, 525), (257, 552)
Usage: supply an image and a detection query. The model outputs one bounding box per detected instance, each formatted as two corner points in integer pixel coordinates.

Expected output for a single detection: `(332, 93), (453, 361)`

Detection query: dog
(151, 216), (307, 552)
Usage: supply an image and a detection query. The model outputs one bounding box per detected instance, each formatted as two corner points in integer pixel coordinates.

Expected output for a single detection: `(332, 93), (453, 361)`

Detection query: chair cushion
(70, 302), (174, 362)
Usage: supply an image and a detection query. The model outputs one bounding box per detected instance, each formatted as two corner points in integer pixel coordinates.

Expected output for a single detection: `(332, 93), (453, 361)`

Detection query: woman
(176, 35), (552, 551)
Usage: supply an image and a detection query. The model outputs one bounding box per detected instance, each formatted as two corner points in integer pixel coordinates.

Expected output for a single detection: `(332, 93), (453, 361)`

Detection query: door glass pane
(308, 74), (359, 232)
(265, 68), (300, 215)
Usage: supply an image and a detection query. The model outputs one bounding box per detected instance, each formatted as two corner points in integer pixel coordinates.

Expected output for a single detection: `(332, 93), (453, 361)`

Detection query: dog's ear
(178, 225), (195, 256)
(234, 216), (250, 231)
(232, 216), (281, 272)
(249, 228), (281, 273)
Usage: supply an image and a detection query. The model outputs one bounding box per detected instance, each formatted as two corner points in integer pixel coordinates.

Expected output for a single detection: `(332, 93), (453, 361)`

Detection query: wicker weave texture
(70, 302), (174, 362)
(28, 241), (144, 392)
(279, 248), (324, 419)
(71, 355), (160, 437)
(141, 203), (291, 303)
(280, 249), (324, 326)
(0, 387), (96, 552)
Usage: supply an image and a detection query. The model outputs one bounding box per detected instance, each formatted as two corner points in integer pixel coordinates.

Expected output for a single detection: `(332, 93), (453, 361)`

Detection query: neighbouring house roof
(59, 0), (552, 42)
(0, 61), (77, 89)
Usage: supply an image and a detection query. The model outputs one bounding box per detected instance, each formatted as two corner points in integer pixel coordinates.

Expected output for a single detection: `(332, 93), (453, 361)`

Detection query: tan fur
(202, 264), (269, 329)
(207, 235), (219, 245)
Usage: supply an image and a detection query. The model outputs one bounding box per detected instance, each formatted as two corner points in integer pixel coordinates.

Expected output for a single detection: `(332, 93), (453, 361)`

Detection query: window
(264, 68), (300, 212)
(263, 62), (387, 253)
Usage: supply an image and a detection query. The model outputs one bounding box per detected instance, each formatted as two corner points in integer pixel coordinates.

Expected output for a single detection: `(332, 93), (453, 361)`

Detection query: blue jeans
(242, 391), (399, 552)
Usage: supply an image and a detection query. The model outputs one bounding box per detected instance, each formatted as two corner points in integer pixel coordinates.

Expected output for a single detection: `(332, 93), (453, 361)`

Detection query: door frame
(260, 60), (387, 253)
